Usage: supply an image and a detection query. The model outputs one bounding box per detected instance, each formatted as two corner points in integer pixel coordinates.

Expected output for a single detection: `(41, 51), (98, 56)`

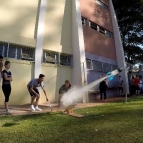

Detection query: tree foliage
(112, 0), (143, 64)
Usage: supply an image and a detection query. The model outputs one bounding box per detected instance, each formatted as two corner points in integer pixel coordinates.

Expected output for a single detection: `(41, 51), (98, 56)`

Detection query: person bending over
(58, 80), (71, 107)
(27, 74), (48, 111)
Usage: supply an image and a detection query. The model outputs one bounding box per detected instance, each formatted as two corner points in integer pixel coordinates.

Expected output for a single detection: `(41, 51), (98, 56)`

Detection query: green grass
(0, 97), (143, 143)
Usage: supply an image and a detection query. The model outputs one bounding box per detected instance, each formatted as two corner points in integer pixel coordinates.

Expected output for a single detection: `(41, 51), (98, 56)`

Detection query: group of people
(130, 75), (143, 95)
(0, 55), (71, 115)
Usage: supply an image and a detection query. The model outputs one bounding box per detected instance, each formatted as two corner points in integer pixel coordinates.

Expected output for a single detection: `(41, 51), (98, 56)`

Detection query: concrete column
(109, 0), (129, 94)
(72, 0), (88, 102)
(35, 0), (47, 78)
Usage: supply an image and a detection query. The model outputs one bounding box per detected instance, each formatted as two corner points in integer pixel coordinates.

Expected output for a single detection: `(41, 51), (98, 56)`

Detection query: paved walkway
(0, 97), (126, 116)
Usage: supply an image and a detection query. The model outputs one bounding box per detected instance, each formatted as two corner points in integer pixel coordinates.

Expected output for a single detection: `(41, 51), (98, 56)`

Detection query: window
(90, 21), (98, 31)
(89, 21), (114, 39)
(95, 0), (108, 9)
(43, 50), (72, 67)
(81, 17), (87, 26)
(86, 59), (92, 69)
(105, 30), (114, 38)
(99, 27), (105, 34)
(103, 63), (111, 72)
(92, 60), (103, 71)
(21, 47), (35, 61)
(43, 51), (58, 64)
(8, 44), (17, 58)
(0, 43), (5, 56)
(111, 65), (118, 71)
(60, 54), (72, 66)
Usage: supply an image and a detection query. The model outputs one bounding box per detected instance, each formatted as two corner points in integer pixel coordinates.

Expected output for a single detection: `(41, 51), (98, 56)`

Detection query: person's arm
(42, 87), (49, 101)
(3, 73), (12, 81)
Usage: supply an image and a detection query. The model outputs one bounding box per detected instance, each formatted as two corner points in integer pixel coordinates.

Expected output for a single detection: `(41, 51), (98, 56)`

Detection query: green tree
(113, 0), (143, 64)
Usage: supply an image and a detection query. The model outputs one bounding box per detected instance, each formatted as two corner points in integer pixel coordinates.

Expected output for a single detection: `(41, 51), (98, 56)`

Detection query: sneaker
(35, 106), (42, 111)
(30, 105), (35, 111)
(6, 110), (13, 115)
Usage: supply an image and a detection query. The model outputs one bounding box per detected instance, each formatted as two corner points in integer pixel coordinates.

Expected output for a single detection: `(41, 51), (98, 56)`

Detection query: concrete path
(0, 97), (126, 116)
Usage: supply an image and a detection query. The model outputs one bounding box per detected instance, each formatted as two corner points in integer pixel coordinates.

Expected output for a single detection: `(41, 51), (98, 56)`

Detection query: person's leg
(100, 91), (103, 100)
(104, 91), (106, 101)
(58, 94), (63, 106)
(121, 87), (124, 95)
(31, 95), (36, 105)
(2, 84), (12, 114)
(118, 87), (121, 96)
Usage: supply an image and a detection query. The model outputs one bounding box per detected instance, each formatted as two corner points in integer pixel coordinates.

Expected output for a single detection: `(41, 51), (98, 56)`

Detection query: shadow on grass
(2, 122), (20, 127)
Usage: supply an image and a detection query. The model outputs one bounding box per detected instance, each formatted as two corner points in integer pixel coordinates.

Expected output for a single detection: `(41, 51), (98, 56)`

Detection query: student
(58, 80), (71, 106)
(27, 74), (48, 111)
(134, 75), (140, 95)
(130, 76), (135, 95)
(118, 76), (124, 96)
(139, 77), (143, 94)
(99, 79), (108, 101)
(2, 61), (13, 114)
(0, 55), (3, 82)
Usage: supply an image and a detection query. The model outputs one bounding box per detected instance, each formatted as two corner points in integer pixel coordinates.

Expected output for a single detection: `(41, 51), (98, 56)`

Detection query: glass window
(0, 43), (4, 56)
(103, 63), (111, 72)
(86, 59), (92, 69)
(105, 30), (114, 38)
(90, 22), (98, 31)
(22, 47), (35, 61)
(99, 27), (105, 34)
(3, 46), (8, 58)
(8, 44), (16, 58)
(92, 60), (103, 71)
(60, 54), (72, 66)
(44, 51), (58, 64)
(81, 17), (87, 26)
(17, 47), (22, 60)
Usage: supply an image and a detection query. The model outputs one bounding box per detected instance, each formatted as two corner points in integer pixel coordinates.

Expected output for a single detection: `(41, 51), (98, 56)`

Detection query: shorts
(28, 88), (39, 97)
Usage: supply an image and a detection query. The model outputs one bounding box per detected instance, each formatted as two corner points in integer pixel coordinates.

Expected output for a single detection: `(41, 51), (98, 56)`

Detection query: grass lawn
(0, 97), (143, 143)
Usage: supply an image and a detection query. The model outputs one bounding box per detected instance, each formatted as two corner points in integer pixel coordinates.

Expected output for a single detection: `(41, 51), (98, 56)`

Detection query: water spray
(61, 67), (124, 109)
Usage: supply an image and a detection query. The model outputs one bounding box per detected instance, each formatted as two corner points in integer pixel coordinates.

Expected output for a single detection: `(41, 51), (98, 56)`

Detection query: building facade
(0, 0), (129, 105)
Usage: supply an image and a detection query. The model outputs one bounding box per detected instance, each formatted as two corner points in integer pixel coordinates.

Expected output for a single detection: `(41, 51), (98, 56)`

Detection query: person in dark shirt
(2, 61), (13, 114)
(58, 80), (71, 106)
(99, 79), (108, 101)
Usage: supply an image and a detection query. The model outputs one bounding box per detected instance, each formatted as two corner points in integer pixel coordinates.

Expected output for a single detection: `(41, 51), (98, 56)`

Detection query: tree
(112, 0), (143, 64)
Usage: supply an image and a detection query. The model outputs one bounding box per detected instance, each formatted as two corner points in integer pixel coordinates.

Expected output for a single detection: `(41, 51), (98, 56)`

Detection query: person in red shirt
(134, 75), (140, 95)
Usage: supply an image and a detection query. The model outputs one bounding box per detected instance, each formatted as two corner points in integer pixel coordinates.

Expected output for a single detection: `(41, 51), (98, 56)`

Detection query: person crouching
(58, 80), (71, 107)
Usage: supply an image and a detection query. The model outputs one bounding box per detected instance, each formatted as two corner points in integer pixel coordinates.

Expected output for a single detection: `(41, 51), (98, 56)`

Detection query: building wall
(0, 0), (38, 47)
(0, 59), (33, 105)
(83, 26), (116, 60)
(80, 0), (113, 32)
(41, 64), (72, 103)
(43, 0), (72, 55)
(80, 0), (116, 61)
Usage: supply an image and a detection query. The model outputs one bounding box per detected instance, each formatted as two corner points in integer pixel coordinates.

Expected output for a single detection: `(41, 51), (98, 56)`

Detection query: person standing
(139, 77), (143, 94)
(0, 55), (3, 82)
(27, 74), (49, 111)
(134, 75), (140, 95)
(2, 61), (13, 114)
(99, 79), (108, 101)
(118, 76), (124, 96)
(130, 76), (135, 95)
